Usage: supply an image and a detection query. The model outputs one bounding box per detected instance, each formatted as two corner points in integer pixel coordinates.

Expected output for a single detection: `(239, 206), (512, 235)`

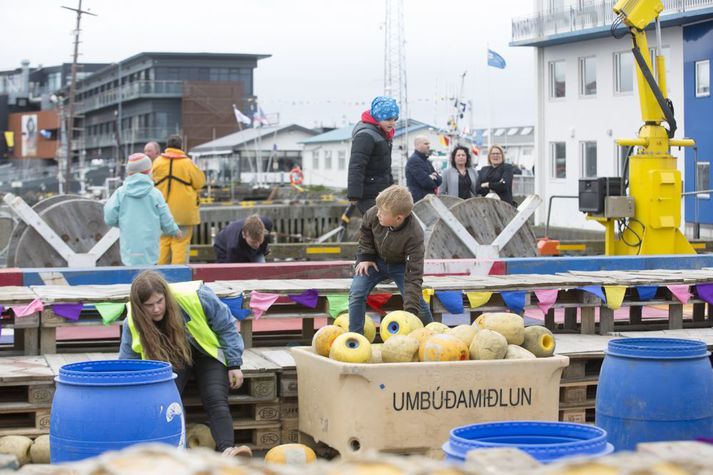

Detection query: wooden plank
(0, 356), (54, 383)
(669, 304), (684, 330)
(599, 307), (614, 335)
(581, 307), (596, 335)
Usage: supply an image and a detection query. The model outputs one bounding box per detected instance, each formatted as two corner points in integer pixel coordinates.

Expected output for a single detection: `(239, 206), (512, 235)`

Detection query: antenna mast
(61, 0), (96, 192)
(384, 0), (408, 184)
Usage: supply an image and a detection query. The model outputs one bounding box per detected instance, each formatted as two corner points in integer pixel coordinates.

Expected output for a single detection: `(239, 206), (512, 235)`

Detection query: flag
(233, 105), (251, 125)
(439, 135), (450, 147)
(253, 107), (269, 127)
(471, 145), (479, 156)
(487, 49), (506, 69)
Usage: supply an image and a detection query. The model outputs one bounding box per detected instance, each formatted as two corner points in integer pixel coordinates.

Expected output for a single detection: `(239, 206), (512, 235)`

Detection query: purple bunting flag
(52, 302), (83, 321)
(288, 289), (319, 309)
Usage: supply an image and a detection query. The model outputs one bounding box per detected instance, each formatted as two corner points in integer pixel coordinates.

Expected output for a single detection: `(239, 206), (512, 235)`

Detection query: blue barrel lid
(607, 338), (709, 359)
(56, 360), (175, 386)
(447, 421), (610, 462)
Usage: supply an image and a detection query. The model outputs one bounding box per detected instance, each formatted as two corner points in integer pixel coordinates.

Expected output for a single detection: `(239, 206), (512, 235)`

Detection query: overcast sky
(1, 0), (537, 130)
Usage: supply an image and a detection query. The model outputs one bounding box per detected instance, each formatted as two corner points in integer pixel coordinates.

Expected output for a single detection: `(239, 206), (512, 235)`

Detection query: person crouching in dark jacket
(347, 96), (399, 214)
(213, 214), (272, 263)
(348, 185), (434, 335)
(405, 136), (442, 202)
(475, 144), (515, 205)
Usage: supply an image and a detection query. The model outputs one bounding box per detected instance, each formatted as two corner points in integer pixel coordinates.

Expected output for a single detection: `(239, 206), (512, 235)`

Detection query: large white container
(292, 347), (569, 458)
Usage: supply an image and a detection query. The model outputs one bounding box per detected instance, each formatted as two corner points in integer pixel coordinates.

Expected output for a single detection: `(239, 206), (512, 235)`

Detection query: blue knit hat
(370, 96), (400, 121)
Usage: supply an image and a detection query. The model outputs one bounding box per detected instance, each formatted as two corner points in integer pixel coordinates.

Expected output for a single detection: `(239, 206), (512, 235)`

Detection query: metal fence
(76, 81), (184, 114)
(512, 0), (713, 43)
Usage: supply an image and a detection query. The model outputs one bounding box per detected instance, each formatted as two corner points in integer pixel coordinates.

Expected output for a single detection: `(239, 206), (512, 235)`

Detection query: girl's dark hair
(450, 145), (471, 168)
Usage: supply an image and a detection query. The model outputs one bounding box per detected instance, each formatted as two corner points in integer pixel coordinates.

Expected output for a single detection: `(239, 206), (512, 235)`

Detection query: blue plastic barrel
(596, 338), (713, 451)
(442, 421), (613, 463)
(50, 360), (185, 463)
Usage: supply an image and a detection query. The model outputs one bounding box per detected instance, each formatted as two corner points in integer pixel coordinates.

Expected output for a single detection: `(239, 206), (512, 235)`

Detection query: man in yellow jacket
(153, 135), (206, 264)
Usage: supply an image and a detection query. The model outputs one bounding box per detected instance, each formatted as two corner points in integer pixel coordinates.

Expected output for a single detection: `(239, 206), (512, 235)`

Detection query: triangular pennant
(695, 283), (713, 305)
(534, 289), (558, 315)
(366, 293), (392, 312)
(249, 291), (280, 319)
(326, 294), (349, 319)
(11, 299), (44, 317)
(636, 286), (658, 301)
(667, 285), (691, 304)
(578, 285), (607, 303)
(52, 302), (83, 321)
(219, 296), (251, 321)
(95, 302), (126, 325)
(435, 291), (464, 314)
(466, 291), (492, 308)
(288, 289), (319, 309)
(501, 291), (526, 315)
(603, 285), (627, 310)
(422, 288), (435, 304)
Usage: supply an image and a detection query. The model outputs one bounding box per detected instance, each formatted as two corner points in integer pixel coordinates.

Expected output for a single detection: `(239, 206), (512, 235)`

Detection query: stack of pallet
(252, 348), (299, 445)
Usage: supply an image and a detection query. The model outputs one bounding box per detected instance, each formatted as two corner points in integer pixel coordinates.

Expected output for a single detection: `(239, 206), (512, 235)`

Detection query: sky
(0, 0), (537, 130)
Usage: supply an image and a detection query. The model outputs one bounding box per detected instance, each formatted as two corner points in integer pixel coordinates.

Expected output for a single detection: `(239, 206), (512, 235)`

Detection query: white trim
(695, 59), (711, 97)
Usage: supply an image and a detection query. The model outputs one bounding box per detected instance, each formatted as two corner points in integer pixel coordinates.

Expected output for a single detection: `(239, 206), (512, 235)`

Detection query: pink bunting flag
(12, 299), (44, 318)
(534, 289), (558, 315)
(667, 284), (692, 304)
(248, 291), (280, 320)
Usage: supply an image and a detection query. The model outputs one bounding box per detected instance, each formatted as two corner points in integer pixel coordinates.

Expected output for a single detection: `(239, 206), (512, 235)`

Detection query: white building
(511, 1), (712, 229)
(300, 119), (534, 189)
(189, 124), (318, 184)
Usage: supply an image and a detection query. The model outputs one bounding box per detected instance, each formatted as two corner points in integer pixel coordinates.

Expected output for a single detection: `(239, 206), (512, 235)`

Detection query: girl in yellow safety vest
(119, 270), (249, 456)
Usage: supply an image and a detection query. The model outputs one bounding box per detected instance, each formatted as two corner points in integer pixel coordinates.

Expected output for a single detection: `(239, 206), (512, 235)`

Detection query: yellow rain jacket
(153, 148), (206, 225)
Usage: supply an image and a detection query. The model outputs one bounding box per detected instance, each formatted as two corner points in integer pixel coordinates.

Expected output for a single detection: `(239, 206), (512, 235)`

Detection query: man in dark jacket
(213, 214), (272, 263)
(347, 96), (399, 214)
(405, 136), (441, 202)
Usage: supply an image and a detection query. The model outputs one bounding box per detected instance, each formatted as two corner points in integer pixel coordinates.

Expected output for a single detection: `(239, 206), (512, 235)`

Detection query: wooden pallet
(233, 421), (281, 450)
(185, 401), (281, 424)
(0, 407), (50, 437)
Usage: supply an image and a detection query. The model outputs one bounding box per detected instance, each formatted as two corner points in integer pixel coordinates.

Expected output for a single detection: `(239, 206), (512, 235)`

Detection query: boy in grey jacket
(348, 185), (434, 334)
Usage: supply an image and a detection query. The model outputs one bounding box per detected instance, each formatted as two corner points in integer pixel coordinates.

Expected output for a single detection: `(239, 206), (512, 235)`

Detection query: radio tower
(383, 0), (408, 185)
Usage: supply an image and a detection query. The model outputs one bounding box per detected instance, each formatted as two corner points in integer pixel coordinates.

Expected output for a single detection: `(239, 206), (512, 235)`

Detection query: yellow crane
(584, 0), (696, 255)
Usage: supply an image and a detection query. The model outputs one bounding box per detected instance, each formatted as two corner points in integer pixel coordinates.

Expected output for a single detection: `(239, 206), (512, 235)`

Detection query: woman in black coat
(475, 144), (514, 205)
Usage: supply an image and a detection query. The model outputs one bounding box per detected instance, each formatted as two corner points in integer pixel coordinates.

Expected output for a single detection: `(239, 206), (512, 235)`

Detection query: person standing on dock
(475, 145), (515, 205)
(153, 135), (206, 264)
(348, 185), (434, 334)
(347, 96), (398, 214)
(213, 214), (273, 263)
(104, 153), (182, 266)
(119, 270), (251, 457)
(440, 145), (478, 199)
(405, 136), (441, 202)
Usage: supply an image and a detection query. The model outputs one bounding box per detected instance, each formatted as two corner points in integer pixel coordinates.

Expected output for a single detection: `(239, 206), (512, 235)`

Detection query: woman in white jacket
(440, 145), (478, 199)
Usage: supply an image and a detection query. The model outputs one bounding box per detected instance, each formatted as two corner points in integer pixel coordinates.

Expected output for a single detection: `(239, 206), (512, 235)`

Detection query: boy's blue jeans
(348, 257), (434, 334)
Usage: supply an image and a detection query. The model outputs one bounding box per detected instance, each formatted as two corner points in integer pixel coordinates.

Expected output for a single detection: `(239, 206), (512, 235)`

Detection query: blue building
(683, 20), (713, 234)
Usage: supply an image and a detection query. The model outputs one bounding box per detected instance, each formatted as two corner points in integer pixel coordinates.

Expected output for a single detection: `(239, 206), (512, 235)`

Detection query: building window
(549, 60), (566, 98)
(614, 51), (634, 94)
(338, 150), (346, 170)
(550, 142), (566, 179)
(696, 60), (710, 97)
(579, 56), (597, 96)
(324, 150), (333, 170)
(697, 162), (710, 199)
(580, 141), (597, 178)
(312, 150), (320, 170)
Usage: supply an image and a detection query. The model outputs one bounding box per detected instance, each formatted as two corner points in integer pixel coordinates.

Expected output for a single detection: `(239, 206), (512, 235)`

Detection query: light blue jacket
(104, 173), (179, 266)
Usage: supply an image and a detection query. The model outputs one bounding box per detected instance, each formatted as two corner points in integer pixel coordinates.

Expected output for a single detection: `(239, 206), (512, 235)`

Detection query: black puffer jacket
(347, 121), (394, 213)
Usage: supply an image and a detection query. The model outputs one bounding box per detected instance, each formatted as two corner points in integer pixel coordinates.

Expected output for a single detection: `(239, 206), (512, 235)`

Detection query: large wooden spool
(413, 195), (462, 228)
(6, 195), (121, 267)
(424, 197), (538, 258)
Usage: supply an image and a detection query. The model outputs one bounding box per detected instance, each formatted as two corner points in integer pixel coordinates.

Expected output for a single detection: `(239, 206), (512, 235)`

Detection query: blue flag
(488, 49), (506, 69)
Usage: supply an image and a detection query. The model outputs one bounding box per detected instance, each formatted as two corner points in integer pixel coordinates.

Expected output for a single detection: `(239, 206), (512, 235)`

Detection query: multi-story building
(74, 52), (269, 160)
(511, 0), (713, 232)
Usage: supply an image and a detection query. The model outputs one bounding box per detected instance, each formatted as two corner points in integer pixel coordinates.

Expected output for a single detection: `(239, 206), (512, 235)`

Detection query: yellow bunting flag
(422, 288), (435, 304)
(466, 291), (492, 308)
(604, 285), (627, 310)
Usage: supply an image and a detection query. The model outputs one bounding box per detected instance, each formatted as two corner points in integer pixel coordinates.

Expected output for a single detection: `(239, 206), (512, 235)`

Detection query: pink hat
(126, 153), (152, 175)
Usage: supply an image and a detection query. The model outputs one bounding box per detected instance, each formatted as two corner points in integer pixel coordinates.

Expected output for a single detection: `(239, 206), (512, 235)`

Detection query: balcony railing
(79, 127), (180, 150)
(512, 0), (713, 43)
(75, 81), (184, 114)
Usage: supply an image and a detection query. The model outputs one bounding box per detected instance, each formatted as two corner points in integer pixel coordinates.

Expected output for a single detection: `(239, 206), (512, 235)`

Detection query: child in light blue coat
(104, 153), (181, 266)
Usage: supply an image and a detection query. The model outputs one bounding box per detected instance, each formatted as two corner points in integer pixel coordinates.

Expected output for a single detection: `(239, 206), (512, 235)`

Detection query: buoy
(419, 334), (468, 362)
(29, 435), (50, 464)
(334, 313), (376, 343)
(380, 311), (419, 342)
(329, 332), (371, 363)
(312, 325), (346, 357)
(186, 424), (215, 449)
(264, 443), (316, 464)
(0, 436), (33, 466)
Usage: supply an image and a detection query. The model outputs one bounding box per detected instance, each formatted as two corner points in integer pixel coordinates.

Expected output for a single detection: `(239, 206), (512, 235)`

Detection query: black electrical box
(579, 177), (624, 213)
